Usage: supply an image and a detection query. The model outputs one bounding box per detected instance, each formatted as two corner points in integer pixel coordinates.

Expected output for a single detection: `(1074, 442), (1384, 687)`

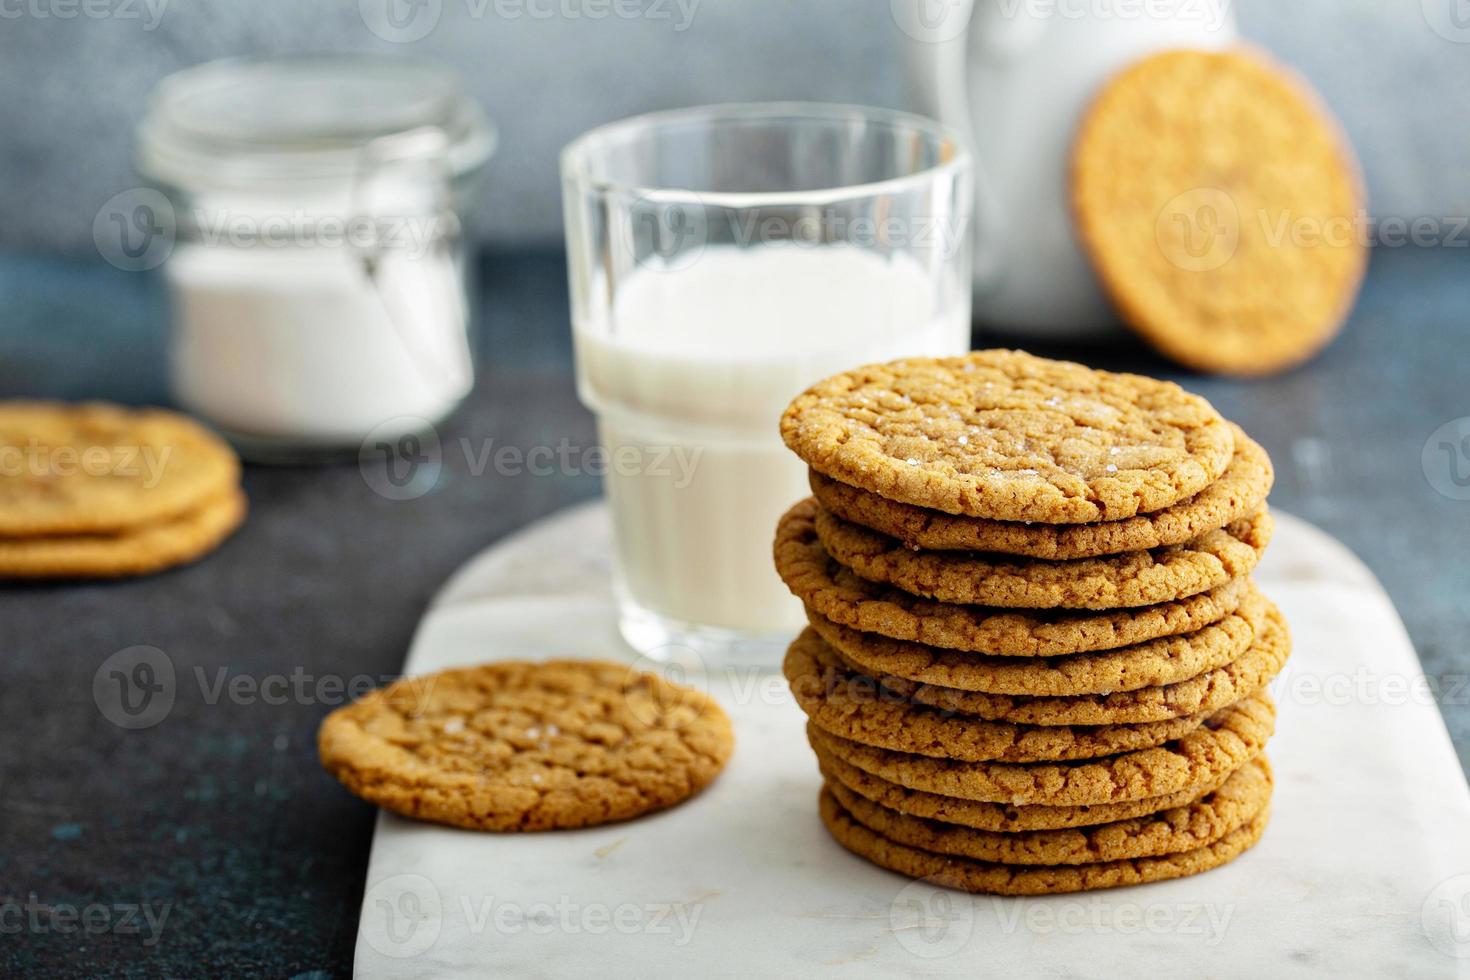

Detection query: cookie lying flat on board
(812, 502), (1272, 610)
(785, 629), (1213, 763)
(804, 585), (1265, 697)
(319, 659), (733, 831)
(819, 785), (1269, 896)
(816, 750), (1250, 834)
(808, 424), (1272, 558)
(775, 499), (1250, 656)
(826, 754), (1271, 866)
(805, 690), (1274, 807)
(780, 349), (1234, 523)
(820, 600), (1289, 726)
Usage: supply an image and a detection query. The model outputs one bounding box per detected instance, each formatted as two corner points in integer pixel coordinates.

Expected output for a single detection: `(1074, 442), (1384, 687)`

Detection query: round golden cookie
(817, 750), (1248, 833)
(813, 502), (1271, 610)
(806, 585), (1265, 697)
(819, 786), (1270, 896)
(1072, 48), (1367, 376)
(785, 629), (1211, 763)
(318, 659), (734, 832)
(825, 600), (1289, 726)
(809, 424), (1273, 558)
(807, 690), (1275, 806)
(775, 498), (1251, 656)
(0, 488), (247, 579)
(0, 401), (241, 537)
(828, 755), (1271, 866)
(779, 349), (1234, 523)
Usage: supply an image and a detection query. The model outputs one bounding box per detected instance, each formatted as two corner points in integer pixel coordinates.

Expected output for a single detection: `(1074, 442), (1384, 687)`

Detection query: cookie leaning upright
(0, 401), (246, 579)
(773, 349), (1290, 895)
(1072, 48), (1366, 376)
(779, 349), (1235, 523)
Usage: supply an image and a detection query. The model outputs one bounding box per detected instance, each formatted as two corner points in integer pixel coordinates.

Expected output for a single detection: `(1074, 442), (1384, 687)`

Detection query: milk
(574, 245), (969, 636)
(168, 243), (474, 454)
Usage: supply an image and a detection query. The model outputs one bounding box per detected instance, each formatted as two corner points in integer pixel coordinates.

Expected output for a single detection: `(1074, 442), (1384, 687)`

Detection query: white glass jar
(136, 56), (495, 460)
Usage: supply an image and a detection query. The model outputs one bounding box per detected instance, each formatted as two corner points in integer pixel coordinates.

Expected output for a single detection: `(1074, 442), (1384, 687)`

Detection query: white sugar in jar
(136, 56), (494, 461)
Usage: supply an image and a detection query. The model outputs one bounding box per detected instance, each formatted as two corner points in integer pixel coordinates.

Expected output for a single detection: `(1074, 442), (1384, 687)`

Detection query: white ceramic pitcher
(899, 0), (1237, 338)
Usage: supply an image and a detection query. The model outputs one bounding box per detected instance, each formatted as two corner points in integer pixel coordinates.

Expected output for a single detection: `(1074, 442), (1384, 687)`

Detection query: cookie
(779, 349), (1234, 523)
(809, 424), (1272, 558)
(824, 600), (1288, 726)
(817, 750), (1247, 833)
(775, 498), (1250, 655)
(827, 755), (1271, 866)
(1072, 49), (1366, 376)
(807, 690), (1274, 806)
(806, 585), (1265, 696)
(813, 502), (1271, 610)
(819, 786), (1269, 895)
(0, 488), (247, 579)
(785, 629), (1212, 763)
(319, 659), (734, 832)
(0, 401), (241, 537)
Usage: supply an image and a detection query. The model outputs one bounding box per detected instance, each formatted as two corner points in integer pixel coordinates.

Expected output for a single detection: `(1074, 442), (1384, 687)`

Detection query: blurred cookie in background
(1072, 48), (1367, 376)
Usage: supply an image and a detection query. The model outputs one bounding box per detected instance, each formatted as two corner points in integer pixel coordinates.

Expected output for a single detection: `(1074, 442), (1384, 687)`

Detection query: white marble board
(353, 502), (1470, 979)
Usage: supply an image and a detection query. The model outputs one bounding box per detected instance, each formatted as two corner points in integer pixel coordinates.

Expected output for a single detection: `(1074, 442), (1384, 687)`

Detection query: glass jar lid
(136, 55), (495, 192)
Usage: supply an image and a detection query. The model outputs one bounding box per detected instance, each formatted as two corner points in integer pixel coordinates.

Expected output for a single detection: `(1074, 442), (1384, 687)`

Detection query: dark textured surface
(0, 245), (1466, 976)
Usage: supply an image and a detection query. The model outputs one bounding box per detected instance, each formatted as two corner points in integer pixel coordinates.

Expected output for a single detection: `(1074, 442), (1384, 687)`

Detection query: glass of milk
(561, 103), (972, 667)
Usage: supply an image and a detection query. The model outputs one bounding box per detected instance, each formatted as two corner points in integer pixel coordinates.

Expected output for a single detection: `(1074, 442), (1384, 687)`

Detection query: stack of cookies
(0, 402), (246, 579)
(774, 350), (1286, 895)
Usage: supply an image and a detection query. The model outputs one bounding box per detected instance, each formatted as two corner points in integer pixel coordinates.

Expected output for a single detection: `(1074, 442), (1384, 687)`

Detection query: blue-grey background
(5, 5), (1470, 976)
(1, 0), (1469, 254)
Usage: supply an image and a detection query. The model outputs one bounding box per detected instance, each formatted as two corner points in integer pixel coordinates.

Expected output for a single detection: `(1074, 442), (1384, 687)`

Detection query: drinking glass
(561, 103), (972, 667)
